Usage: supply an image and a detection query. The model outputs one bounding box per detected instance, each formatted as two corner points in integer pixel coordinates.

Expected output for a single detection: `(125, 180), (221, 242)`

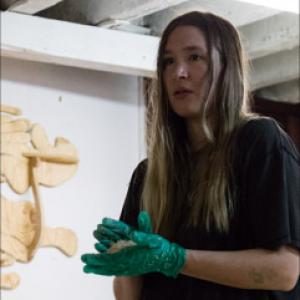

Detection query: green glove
(81, 211), (186, 278)
(93, 211), (152, 253)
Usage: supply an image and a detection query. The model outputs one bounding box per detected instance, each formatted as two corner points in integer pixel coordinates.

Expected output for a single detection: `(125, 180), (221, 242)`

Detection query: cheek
(193, 64), (208, 80)
(163, 74), (172, 97)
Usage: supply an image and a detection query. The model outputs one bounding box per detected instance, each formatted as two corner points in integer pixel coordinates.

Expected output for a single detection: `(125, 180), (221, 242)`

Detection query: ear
(137, 211), (153, 233)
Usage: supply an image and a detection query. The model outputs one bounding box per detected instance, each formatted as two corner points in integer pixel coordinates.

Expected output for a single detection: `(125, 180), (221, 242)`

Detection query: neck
(186, 118), (208, 152)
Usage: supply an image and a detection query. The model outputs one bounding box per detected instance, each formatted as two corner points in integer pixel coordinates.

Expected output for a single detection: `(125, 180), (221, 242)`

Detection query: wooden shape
(1, 115), (13, 123)
(1, 197), (36, 248)
(1, 104), (79, 290)
(37, 138), (79, 187)
(41, 227), (77, 256)
(0, 273), (20, 290)
(1, 132), (31, 143)
(1, 119), (31, 133)
(1, 234), (29, 262)
(0, 192), (40, 262)
(0, 251), (15, 267)
(23, 150), (79, 164)
(1, 155), (30, 194)
(0, 105), (22, 116)
(30, 124), (50, 149)
(1, 142), (31, 157)
(27, 160), (43, 260)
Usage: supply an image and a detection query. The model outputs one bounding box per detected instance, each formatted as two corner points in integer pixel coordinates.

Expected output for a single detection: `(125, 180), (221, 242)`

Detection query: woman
(82, 11), (300, 299)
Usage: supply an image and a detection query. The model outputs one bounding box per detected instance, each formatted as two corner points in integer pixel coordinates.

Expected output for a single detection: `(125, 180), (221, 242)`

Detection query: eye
(163, 57), (175, 67)
(189, 53), (203, 61)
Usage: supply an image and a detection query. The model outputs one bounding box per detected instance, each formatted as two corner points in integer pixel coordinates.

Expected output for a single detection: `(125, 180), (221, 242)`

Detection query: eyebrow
(164, 46), (207, 55)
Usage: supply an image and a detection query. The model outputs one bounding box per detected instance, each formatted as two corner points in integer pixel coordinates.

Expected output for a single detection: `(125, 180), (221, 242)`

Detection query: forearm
(181, 246), (299, 291)
(113, 276), (143, 300)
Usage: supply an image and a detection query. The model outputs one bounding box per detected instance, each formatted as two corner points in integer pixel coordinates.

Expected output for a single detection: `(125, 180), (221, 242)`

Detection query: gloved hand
(81, 211), (186, 278)
(93, 211), (152, 253)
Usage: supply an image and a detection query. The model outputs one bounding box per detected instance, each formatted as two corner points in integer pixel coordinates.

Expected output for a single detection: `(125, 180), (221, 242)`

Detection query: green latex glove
(81, 211), (186, 278)
(93, 211), (152, 253)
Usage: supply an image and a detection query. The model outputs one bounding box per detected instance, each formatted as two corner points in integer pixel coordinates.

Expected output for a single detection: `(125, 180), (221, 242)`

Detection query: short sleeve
(119, 159), (147, 228)
(237, 118), (300, 250)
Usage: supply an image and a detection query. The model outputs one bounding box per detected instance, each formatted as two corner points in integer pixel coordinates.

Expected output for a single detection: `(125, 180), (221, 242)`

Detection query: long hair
(141, 11), (253, 238)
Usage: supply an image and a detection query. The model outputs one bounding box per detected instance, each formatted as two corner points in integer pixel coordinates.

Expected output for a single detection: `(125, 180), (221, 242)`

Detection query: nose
(174, 63), (189, 79)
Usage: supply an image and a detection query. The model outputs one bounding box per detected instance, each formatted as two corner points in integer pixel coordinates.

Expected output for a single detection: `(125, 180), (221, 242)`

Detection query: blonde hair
(142, 12), (253, 237)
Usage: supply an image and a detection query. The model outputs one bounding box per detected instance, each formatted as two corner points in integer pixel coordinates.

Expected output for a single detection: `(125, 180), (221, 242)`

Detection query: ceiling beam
(236, 0), (299, 14)
(255, 79), (299, 103)
(71, 0), (189, 25)
(1, 12), (159, 77)
(145, 0), (280, 35)
(8, 0), (63, 14)
(240, 12), (299, 59)
(251, 47), (299, 90)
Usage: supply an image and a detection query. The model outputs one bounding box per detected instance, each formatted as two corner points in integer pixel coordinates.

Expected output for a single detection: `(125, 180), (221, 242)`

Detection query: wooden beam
(1, 12), (159, 78)
(251, 47), (299, 90)
(9, 0), (63, 14)
(72, 0), (189, 25)
(240, 12), (299, 59)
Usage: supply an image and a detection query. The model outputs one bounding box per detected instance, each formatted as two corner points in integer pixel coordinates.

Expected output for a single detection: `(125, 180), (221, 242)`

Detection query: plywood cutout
(0, 104), (79, 290)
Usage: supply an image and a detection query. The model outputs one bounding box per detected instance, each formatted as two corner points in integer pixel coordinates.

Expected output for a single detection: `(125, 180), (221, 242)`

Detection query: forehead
(164, 25), (207, 54)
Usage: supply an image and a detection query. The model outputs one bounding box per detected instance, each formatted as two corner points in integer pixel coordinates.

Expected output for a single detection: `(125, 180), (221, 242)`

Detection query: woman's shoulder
(238, 116), (281, 141)
(235, 116), (299, 159)
(130, 158), (148, 183)
(135, 158), (148, 173)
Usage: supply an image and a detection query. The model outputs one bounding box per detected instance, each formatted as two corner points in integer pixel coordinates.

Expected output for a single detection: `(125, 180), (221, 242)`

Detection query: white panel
(1, 12), (159, 78)
(1, 57), (145, 300)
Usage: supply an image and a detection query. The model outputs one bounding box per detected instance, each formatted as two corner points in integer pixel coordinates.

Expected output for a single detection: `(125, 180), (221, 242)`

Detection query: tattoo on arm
(249, 267), (277, 286)
(249, 269), (265, 285)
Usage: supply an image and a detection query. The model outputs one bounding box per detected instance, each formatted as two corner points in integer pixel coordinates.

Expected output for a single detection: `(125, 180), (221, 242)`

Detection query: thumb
(137, 211), (153, 233)
(130, 230), (152, 247)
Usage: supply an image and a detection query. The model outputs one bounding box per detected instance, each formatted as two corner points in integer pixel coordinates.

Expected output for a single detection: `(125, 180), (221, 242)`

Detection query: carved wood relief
(0, 104), (79, 290)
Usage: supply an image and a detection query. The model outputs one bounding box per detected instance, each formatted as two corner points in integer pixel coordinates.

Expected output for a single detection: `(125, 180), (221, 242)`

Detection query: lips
(173, 88), (193, 97)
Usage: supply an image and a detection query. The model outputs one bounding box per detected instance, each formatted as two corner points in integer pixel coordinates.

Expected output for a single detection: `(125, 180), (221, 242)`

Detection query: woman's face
(163, 25), (209, 120)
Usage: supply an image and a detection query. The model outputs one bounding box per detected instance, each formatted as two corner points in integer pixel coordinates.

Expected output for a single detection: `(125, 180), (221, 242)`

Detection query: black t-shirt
(120, 117), (300, 300)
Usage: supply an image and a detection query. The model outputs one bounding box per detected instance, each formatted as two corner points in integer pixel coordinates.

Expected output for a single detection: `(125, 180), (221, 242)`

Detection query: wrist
(161, 243), (186, 278)
(180, 249), (192, 274)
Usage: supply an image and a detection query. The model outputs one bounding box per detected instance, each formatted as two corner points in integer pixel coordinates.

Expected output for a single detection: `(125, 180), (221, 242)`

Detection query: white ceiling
(1, 0), (299, 103)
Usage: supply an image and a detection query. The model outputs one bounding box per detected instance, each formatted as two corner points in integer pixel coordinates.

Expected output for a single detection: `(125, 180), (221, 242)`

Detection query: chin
(173, 111), (200, 120)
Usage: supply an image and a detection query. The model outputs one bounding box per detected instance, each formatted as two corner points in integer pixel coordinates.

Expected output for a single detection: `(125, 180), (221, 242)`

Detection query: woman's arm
(181, 245), (299, 291)
(113, 276), (143, 300)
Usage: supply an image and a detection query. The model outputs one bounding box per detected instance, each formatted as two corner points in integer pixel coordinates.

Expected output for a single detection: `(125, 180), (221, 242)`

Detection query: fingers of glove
(131, 231), (164, 249)
(93, 226), (122, 242)
(101, 218), (133, 236)
(81, 253), (118, 267)
(93, 230), (106, 242)
(81, 253), (101, 266)
(94, 242), (110, 253)
(137, 211), (153, 233)
(83, 264), (115, 276)
(101, 239), (114, 248)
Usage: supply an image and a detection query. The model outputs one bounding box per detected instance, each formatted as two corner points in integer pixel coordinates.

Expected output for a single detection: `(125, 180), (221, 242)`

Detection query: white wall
(1, 57), (146, 300)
